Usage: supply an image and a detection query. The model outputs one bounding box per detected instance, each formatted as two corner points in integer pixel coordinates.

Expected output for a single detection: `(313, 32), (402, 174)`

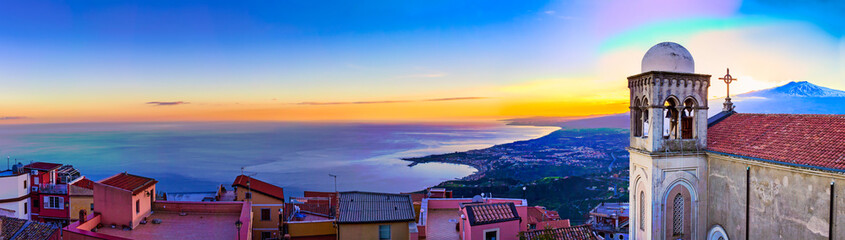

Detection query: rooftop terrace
(65, 201), (251, 240)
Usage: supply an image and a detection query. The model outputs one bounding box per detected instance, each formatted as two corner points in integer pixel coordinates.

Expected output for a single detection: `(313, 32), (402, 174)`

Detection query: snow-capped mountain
(741, 81), (845, 98)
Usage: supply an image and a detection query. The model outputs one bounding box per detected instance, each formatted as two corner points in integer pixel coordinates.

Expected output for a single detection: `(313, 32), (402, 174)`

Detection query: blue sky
(0, 0), (842, 122)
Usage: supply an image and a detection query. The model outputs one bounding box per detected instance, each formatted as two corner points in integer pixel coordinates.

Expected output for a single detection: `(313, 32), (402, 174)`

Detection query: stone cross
(718, 68), (737, 111)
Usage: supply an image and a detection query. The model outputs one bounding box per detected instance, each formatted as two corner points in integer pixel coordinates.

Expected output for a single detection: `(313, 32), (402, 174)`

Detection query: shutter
(43, 196), (49, 208)
(59, 197), (65, 210)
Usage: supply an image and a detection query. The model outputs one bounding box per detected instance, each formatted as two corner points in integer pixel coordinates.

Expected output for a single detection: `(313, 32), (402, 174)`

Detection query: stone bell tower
(628, 42), (711, 240)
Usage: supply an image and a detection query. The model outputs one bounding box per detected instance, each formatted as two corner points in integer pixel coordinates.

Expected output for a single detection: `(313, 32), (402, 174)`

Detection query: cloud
(424, 97), (487, 102)
(0, 116), (27, 120)
(296, 97), (486, 105)
(544, 10), (556, 15)
(146, 101), (189, 106)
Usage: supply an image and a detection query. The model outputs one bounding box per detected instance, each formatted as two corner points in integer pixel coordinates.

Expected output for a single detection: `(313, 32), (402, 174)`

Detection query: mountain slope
(742, 81), (845, 98)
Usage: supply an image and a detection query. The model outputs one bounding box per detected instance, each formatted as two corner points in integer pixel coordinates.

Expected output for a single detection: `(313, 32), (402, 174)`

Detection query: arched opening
(707, 225), (729, 240)
(639, 191), (646, 231)
(665, 184), (692, 240)
(641, 98), (649, 137)
(632, 97), (642, 137)
(681, 98), (697, 139)
(663, 97), (680, 139)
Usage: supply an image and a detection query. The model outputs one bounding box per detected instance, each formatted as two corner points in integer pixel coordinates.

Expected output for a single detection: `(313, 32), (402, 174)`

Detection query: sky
(0, 0), (842, 123)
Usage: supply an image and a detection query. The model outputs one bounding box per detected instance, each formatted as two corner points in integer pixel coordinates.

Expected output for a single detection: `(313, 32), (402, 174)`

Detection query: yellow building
(231, 175), (286, 240)
(68, 177), (94, 222)
(336, 192), (416, 240)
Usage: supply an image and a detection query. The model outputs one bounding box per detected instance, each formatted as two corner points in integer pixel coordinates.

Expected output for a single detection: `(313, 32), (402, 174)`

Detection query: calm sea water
(0, 122), (556, 196)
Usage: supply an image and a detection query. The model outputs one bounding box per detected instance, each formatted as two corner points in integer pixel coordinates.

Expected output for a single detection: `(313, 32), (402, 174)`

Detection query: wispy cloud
(0, 116), (27, 120)
(146, 101), (189, 106)
(424, 97), (487, 102)
(296, 97), (486, 105)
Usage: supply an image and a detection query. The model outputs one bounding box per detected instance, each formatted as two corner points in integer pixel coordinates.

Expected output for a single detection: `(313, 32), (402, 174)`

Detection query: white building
(0, 163), (31, 219)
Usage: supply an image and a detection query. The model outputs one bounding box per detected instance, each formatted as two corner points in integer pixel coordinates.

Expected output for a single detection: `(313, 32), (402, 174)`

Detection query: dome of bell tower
(641, 42), (694, 73)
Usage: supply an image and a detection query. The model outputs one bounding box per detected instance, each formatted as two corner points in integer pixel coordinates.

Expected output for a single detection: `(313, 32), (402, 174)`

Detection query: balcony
(37, 184), (68, 195)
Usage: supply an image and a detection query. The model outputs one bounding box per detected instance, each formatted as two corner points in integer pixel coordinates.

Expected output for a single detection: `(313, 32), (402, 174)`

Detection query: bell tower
(628, 42), (711, 240)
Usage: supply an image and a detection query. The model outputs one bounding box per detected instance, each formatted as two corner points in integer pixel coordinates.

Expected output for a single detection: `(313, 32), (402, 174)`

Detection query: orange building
(231, 175), (286, 240)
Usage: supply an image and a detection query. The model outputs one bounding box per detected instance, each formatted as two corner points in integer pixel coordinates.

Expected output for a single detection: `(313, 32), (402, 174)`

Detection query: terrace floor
(95, 211), (240, 240)
(426, 209), (461, 240)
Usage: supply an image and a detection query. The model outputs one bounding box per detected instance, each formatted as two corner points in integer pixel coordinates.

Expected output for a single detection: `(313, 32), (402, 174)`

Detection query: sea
(0, 122), (557, 196)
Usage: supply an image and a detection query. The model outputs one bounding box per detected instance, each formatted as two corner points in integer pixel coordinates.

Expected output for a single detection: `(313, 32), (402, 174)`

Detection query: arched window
(663, 98), (680, 139)
(681, 98), (697, 139)
(633, 97), (642, 137)
(639, 191), (646, 230)
(642, 98), (649, 137)
(672, 193), (684, 236)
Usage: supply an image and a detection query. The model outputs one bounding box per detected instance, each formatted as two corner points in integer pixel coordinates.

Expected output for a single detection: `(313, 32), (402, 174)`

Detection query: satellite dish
(472, 195), (483, 203)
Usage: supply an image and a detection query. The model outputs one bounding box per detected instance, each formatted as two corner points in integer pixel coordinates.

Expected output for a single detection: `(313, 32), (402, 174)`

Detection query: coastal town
(0, 160), (623, 240)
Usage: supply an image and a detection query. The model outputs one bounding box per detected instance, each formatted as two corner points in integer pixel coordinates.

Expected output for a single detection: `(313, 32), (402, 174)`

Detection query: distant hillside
(508, 81), (845, 129)
(709, 81), (845, 115)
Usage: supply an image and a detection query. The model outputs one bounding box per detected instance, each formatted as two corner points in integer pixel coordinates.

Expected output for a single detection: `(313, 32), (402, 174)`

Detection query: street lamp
(235, 220), (243, 240)
(328, 174), (337, 193)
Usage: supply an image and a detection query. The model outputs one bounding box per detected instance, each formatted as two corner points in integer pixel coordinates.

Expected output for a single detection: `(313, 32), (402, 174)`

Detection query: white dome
(641, 42), (694, 73)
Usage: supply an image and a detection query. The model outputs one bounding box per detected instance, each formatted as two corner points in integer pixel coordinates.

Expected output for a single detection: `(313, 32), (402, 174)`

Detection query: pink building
(459, 202), (522, 240)
(418, 196), (527, 240)
(93, 172), (157, 229)
(25, 162), (82, 226)
(63, 172), (252, 240)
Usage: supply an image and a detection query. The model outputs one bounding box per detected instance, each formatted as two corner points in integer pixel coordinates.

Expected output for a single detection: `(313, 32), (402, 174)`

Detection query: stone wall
(707, 153), (845, 240)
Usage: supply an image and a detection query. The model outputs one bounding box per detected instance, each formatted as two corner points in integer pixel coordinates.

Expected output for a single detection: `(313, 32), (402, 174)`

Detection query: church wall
(707, 153), (844, 240)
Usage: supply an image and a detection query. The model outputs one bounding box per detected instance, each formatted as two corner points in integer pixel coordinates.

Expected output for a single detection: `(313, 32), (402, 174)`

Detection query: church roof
(708, 113), (845, 171)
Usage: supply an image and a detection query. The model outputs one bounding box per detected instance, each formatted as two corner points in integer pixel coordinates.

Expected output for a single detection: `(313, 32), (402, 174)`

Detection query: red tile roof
(232, 175), (285, 201)
(537, 219), (571, 229)
(523, 224), (599, 240)
(100, 173), (158, 195)
(1, 216), (59, 240)
(73, 177), (95, 190)
(23, 162), (62, 171)
(464, 202), (520, 226)
(708, 113), (845, 171)
(527, 206), (561, 223)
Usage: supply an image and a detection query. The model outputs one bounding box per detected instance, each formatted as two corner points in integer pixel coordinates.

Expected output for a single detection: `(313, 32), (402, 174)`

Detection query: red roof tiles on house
(100, 173), (158, 195)
(708, 113), (845, 171)
(523, 224), (599, 240)
(72, 177), (95, 190)
(464, 202), (521, 226)
(23, 162), (62, 171)
(232, 175), (285, 201)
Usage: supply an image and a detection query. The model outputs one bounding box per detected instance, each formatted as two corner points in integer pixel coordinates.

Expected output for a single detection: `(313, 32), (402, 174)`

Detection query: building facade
(231, 175), (287, 240)
(628, 42), (845, 240)
(336, 192), (416, 240)
(0, 163), (30, 220)
(26, 162), (72, 226)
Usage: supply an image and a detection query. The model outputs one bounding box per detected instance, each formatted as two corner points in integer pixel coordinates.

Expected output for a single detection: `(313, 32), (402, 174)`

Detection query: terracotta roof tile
(23, 162), (62, 171)
(232, 175), (285, 201)
(523, 224), (599, 240)
(1, 216), (58, 240)
(337, 192), (415, 223)
(73, 177), (95, 190)
(708, 113), (845, 171)
(464, 202), (520, 226)
(100, 173), (157, 195)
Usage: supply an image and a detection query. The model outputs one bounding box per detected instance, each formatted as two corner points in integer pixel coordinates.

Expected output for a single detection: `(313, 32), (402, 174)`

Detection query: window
(23, 180), (27, 190)
(664, 98), (680, 139)
(136, 200), (140, 213)
(90, 203), (94, 211)
(260, 231), (272, 240)
(33, 198), (39, 209)
(245, 192), (252, 199)
(681, 98), (696, 139)
(639, 191), (645, 231)
(261, 208), (271, 221)
(673, 193), (684, 236)
(44, 196), (63, 209)
(24, 203), (27, 214)
(484, 229), (499, 240)
(378, 225), (391, 240)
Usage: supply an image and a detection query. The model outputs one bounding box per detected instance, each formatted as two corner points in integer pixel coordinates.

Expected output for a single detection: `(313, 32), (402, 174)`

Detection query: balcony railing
(36, 184), (68, 195)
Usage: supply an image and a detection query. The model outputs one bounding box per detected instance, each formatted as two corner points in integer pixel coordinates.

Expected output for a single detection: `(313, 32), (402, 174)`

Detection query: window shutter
(59, 197), (65, 210)
(43, 196), (49, 208)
